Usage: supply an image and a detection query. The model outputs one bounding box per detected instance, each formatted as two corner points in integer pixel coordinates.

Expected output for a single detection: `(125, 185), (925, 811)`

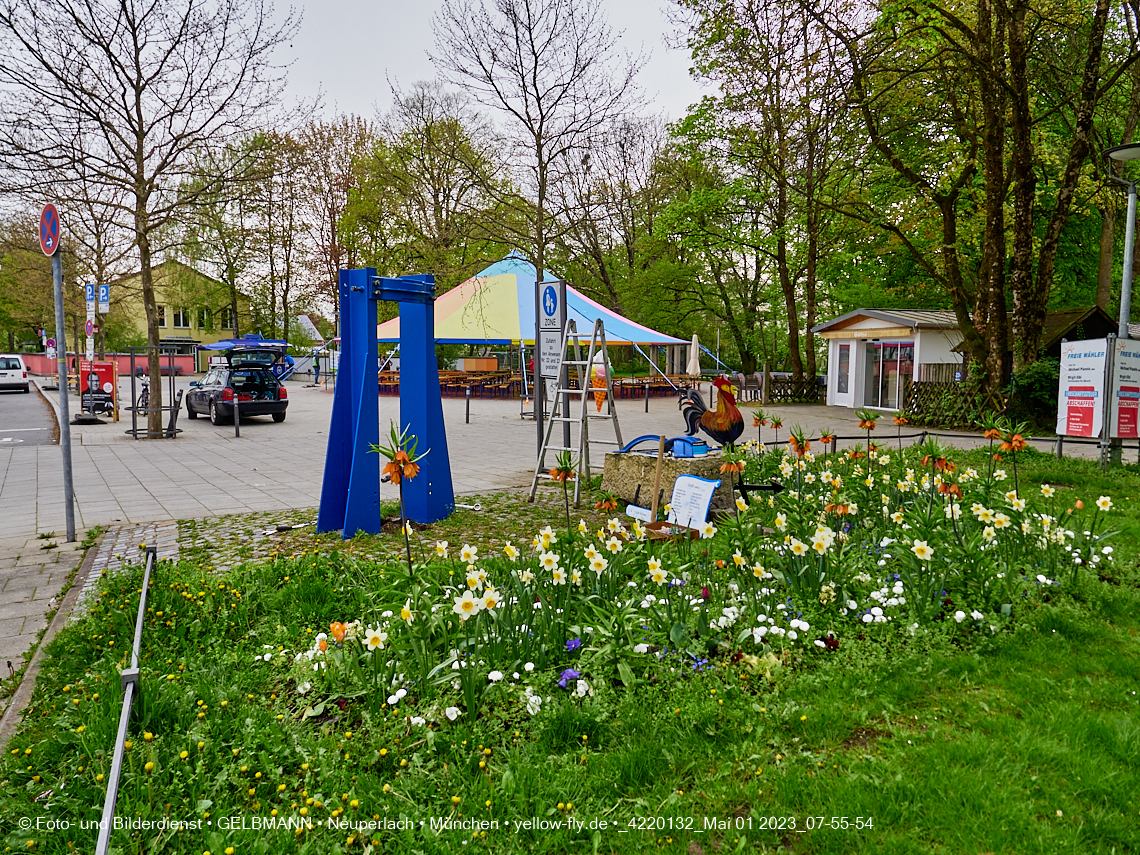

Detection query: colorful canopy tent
(375, 256), (687, 346)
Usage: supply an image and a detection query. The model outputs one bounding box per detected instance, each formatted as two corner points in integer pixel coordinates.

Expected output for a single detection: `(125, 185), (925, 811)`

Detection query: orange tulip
(330, 622), (346, 643)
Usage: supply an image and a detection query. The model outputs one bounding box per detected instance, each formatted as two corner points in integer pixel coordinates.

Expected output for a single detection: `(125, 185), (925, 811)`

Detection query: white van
(0, 354), (30, 392)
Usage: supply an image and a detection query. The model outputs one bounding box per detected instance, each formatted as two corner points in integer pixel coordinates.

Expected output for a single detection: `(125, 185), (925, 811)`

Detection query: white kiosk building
(812, 309), (964, 410)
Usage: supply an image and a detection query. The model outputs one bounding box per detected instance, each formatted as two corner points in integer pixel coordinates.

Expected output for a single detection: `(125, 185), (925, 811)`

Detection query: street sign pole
(42, 202), (75, 542)
(52, 248), (76, 542)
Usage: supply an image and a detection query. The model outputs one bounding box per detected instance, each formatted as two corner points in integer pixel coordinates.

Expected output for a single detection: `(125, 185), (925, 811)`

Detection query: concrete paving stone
(1, 573), (46, 593)
(0, 616), (27, 638)
(0, 632), (41, 662)
(0, 601), (50, 621)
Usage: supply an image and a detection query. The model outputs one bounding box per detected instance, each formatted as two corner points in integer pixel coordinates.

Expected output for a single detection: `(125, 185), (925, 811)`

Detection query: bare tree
(0, 0), (297, 436)
(431, 0), (644, 281)
(298, 117), (375, 335)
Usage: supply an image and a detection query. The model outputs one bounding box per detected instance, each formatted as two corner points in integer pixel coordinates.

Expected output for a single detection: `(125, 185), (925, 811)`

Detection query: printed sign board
(98, 284), (110, 314)
(80, 360), (116, 415)
(1056, 339), (1107, 438)
(666, 474), (720, 529)
(1110, 338), (1140, 439)
(537, 280), (566, 380)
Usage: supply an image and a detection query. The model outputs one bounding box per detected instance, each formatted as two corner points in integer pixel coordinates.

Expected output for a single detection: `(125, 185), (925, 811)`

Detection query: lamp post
(1105, 143), (1140, 339)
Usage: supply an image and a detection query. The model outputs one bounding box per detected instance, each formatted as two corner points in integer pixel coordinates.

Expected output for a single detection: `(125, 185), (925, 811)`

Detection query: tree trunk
(137, 228), (164, 438)
(1007, 0), (1037, 370)
(1025, 0), (1110, 361)
(1097, 206), (1115, 309)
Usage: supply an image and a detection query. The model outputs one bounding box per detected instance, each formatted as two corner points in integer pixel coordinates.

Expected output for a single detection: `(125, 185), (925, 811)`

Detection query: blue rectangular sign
(85, 283), (95, 304)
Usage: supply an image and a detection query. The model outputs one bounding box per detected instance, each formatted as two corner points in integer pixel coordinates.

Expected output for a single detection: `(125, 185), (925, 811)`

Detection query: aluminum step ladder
(528, 318), (623, 507)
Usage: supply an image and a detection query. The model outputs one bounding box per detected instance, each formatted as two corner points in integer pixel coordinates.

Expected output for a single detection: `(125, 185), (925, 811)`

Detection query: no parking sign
(39, 204), (60, 255)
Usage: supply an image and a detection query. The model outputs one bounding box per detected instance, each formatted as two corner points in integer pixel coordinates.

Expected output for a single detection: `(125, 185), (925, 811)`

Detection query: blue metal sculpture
(317, 268), (454, 537)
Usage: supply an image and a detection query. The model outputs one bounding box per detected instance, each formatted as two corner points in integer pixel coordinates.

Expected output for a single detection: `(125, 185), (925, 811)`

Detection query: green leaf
(616, 660), (636, 687)
(669, 621), (688, 647)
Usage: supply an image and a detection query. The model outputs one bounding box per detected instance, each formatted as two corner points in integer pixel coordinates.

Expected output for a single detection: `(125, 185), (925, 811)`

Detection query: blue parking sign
(85, 283), (95, 304)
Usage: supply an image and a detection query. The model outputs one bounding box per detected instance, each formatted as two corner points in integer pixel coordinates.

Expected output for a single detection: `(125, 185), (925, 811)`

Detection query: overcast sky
(279, 0), (708, 123)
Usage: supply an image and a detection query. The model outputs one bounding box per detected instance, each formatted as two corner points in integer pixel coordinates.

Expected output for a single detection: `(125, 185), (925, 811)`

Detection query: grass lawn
(2, 449), (1138, 854)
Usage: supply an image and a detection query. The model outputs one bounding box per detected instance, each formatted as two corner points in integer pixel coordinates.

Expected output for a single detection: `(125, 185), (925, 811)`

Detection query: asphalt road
(0, 386), (56, 446)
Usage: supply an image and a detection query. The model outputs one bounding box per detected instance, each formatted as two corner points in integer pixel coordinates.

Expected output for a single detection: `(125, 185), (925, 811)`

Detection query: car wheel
(186, 399), (198, 419)
(210, 400), (224, 425)
(272, 411), (286, 423)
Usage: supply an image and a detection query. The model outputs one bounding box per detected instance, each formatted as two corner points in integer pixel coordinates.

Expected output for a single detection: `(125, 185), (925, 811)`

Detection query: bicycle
(134, 377), (149, 413)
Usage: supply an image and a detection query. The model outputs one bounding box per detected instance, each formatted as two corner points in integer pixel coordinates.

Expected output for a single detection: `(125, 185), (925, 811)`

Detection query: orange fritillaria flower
(549, 467), (573, 483)
(984, 428), (1002, 441)
(893, 415), (907, 426)
(858, 419), (877, 430)
(720, 460), (745, 473)
(753, 415), (766, 427)
(595, 497), (618, 510)
(1010, 434), (1027, 452)
(383, 460), (403, 485)
(819, 433), (835, 444)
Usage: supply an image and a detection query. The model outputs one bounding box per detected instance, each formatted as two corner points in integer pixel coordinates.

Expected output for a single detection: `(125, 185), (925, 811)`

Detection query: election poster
(80, 360), (117, 416)
(1110, 338), (1140, 439)
(1056, 339), (1107, 438)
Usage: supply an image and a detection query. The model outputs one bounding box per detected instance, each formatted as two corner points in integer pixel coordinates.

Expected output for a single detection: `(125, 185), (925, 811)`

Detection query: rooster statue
(680, 376), (745, 447)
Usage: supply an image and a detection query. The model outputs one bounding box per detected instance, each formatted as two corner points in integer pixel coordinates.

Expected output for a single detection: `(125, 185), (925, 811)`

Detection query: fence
(903, 379), (974, 426)
(95, 546), (156, 855)
(766, 376), (822, 404)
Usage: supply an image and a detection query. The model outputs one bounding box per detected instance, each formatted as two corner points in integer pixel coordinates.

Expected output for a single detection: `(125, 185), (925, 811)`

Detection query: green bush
(1010, 357), (1060, 427)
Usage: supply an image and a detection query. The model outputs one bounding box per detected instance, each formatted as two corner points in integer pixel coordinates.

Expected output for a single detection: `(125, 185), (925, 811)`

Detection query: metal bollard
(234, 392), (240, 438)
(1055, 434), (1063, 459)
(644, 381), (649, 413)
(465, 385), (471, 423)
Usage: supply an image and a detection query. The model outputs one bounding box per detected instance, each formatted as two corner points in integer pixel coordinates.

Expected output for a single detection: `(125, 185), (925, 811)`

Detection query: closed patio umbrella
(685, 334), (702, 378)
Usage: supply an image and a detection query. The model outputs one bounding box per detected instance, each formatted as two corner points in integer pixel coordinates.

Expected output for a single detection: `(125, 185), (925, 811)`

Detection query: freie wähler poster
(1057, 339), (1107, 438)
(1111, 338), (1140, 439)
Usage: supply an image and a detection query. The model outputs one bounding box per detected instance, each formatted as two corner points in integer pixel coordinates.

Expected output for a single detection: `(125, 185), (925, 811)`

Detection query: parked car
(184, 348), (288, 424)
(0, 354), (30, 392)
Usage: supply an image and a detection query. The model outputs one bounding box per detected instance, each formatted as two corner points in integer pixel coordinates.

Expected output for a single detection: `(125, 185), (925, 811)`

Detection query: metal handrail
(95, 545), (156, 855)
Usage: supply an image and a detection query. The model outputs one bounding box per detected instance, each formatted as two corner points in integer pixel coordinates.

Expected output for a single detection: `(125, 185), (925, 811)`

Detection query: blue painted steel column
(317, 268), (381, 536)
(399, 293), (454, 522)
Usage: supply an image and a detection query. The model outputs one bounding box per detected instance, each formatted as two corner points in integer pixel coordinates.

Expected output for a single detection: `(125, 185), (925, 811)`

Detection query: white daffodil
(452, 591), (481, 621)
(911, 540), (934, 561)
